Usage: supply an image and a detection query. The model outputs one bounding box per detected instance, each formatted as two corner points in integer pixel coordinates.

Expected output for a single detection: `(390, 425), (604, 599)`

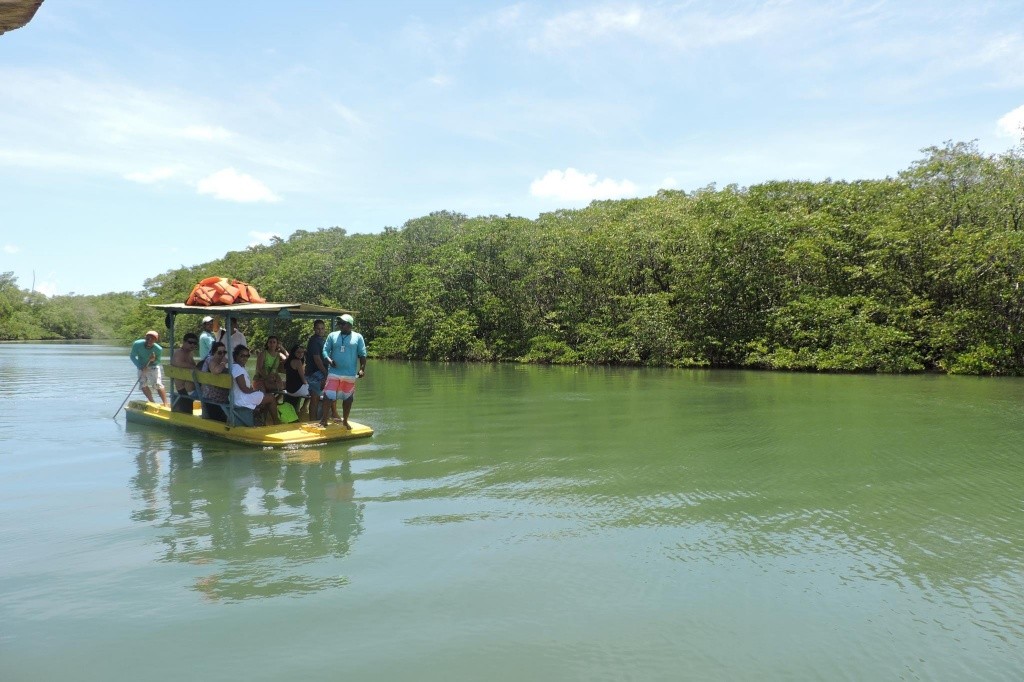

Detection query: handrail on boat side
(163, 365), (232, 389)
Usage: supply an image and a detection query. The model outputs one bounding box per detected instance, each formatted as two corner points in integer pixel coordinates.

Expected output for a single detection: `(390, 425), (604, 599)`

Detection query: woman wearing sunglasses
(230, 345), (280, 425)
(199, 341), (230, 421)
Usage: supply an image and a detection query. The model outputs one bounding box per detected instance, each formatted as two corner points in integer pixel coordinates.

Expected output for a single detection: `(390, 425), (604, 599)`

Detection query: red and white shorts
(323, 375), (357, 401)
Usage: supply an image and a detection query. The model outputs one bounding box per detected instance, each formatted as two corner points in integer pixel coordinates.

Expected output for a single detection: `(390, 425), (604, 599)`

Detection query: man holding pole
(130, 330), (169, 407)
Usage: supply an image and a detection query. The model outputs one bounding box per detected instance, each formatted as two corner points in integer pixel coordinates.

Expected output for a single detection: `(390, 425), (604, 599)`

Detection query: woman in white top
(230, 345), (279, 419)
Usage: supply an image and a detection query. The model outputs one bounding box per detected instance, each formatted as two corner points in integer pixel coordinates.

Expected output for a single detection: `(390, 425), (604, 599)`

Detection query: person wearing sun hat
(320, 313), (367, 429)
(129, 330), (170, 407)
(198, 315), (217, 360)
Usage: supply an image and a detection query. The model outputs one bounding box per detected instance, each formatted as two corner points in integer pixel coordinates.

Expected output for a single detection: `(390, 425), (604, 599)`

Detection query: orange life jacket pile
(185, 277), (267, 306)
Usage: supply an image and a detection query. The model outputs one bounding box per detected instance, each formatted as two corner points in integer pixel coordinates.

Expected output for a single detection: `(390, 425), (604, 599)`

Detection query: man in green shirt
(129, 330), (169, 407)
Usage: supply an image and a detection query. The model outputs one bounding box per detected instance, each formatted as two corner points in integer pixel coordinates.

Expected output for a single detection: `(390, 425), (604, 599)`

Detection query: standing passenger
(321, 314), (366, 429)
(198, 315), (216, 361)
(217, 317), (247, 359)
(305, 319), (328, 422)
(130, 330), (170, 407)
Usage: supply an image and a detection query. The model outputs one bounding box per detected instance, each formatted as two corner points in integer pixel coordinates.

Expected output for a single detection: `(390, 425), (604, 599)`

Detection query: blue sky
(2, 1), (1023, 296)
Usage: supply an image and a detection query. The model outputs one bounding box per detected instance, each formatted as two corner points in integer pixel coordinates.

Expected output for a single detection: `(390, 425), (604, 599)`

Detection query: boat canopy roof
(150, 302), (355, 321)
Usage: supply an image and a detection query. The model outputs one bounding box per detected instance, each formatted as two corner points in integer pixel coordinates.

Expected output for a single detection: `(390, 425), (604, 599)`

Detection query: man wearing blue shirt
(320, 314), (367, 429)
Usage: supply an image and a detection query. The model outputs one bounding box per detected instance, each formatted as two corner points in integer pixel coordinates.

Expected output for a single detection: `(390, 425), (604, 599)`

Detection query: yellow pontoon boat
(123, 302), (373, 446)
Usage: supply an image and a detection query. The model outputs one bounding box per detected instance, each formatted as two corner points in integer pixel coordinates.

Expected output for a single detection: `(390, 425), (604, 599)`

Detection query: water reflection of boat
(123, 302), (372, 446)
(129, 430), (364, 601)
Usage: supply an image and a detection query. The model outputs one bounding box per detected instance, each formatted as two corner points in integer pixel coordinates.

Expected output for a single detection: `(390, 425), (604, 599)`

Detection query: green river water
(1, 343), (1023, 680)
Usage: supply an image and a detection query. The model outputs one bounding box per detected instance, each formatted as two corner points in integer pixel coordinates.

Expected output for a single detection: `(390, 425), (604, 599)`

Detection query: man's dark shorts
(307, 370), (325, 396)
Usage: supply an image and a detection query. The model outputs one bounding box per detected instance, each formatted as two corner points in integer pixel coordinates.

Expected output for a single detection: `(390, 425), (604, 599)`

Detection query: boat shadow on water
(126, 424), (364, 602)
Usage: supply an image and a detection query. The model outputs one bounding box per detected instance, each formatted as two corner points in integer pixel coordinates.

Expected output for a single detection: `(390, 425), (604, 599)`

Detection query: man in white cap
(129, 330), (170, 407)
(320, 313), (366, 429)
(198, 315), (217, 360)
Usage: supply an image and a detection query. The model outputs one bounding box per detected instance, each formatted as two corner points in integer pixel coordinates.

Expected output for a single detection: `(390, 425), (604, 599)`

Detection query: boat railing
(163, 365), (254, 426)
(164, 365), (232, 390)
(153, 302), (353, 429)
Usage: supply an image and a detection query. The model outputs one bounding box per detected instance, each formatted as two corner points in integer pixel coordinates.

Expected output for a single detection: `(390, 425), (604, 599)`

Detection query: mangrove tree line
(9, 141), (1024, 374)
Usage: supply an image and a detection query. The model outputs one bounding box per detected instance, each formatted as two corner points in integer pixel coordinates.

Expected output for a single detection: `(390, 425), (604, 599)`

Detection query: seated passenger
(230, 345), (280, 425)
(170, 333), (200, 413)
(255, 335), (288, 383)
(283, 343), (310, 419)
(199, 341), (230, 422)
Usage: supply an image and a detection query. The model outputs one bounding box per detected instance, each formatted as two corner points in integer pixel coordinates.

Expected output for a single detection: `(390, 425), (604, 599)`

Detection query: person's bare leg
(341, 397), (353, 429)
(262, 394), (279, 425)
(309, 393), (320, 423)
(156, 384), (169, 407)
(141, 381), (155, 403)
(319, 398), (333, 427)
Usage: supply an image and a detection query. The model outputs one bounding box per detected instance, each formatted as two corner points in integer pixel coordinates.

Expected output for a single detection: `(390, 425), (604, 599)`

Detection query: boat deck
(124, 400), (373, 446)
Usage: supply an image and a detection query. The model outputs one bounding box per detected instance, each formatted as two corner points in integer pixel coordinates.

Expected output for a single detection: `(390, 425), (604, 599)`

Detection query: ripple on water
(4, 346), (1024, 679)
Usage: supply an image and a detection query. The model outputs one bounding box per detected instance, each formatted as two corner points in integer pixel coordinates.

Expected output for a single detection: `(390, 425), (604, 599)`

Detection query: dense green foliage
(0, 272), (138, 341)
(8, 141), (1024, 374)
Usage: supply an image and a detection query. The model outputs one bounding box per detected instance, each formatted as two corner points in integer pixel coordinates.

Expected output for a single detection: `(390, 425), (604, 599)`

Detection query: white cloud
(969, 33), (1024, 88)
(35, 280), (59, 297)
(428, 74), (453, 87)
(530, 168), (637, 201)
(123, 165), (181, 184)
(3, 244), (19, 254)
(660, 176), (678, 189)
(453, 4), (525, 49)
(0, 68), (321, 194)
(530, 4), (780, 52)
(535, 7), (642, 48)
(331, 102), (365, 128)
(180, 125), (233, 141)
(197, 168), (281, 203)
(997, 104), (1024, 138)
(248, 230), (282, 247)
(0, 147), (117, 174)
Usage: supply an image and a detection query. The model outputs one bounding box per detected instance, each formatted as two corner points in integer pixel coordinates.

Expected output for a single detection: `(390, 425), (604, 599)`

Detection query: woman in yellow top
(255, 335), (289, 383)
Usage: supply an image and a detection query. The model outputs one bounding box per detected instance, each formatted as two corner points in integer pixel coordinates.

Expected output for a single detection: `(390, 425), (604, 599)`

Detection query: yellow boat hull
(123, 400), (373, 446)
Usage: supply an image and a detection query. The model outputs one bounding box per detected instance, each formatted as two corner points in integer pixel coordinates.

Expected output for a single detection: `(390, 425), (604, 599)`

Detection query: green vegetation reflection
(129, 428), (362, 602)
